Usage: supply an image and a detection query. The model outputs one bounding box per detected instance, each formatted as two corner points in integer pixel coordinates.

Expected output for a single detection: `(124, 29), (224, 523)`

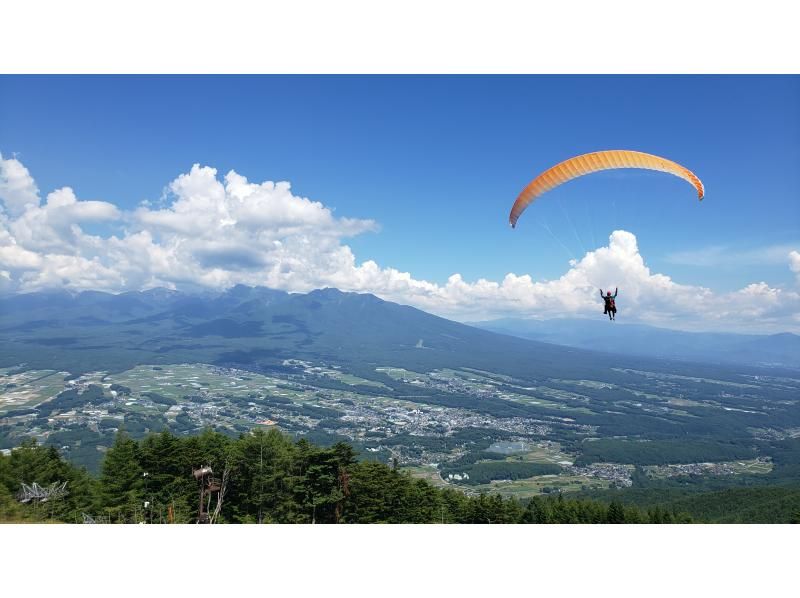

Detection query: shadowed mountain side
(0, 286), (623, 379)
(1, 287), (794, 383)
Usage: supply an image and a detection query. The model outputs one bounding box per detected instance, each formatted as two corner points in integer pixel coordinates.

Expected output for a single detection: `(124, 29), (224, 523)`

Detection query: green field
(406, 441), (587, 499)
(403, 465), (605, 499)
(459, 367), (514, 383)
(404, 465), (458, 491)
(326, 371), (389, 389)
(644, 458), (773, 479)
(612, 368), (761, 389)
(0, 369), (69, 412)
(104, 363), (290, 400)
(513, 441), (575, 466)
(478, 474), (607, 498)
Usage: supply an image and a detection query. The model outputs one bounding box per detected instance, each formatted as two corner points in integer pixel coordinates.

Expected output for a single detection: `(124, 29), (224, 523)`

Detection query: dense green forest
(1, 428), (686, 524)
(575, 438), (758, 466)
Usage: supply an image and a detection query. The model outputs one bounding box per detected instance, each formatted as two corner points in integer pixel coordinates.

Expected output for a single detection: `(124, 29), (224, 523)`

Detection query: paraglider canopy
(509, 150), (704, 228)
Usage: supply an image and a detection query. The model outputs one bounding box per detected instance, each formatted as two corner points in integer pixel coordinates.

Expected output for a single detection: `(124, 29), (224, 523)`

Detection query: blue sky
(1, 75), (798, 330)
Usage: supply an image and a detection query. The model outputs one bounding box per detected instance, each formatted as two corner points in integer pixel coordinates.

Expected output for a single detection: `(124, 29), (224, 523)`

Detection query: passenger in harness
(600, 288), (618, 321)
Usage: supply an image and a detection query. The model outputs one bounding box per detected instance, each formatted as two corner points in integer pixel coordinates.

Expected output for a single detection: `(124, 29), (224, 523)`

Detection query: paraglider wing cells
(509, 150), (704, 228)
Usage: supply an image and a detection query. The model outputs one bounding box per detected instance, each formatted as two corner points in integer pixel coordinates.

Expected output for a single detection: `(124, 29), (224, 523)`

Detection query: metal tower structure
(193, 465), (223, 524)
(17, 481), (68, 503)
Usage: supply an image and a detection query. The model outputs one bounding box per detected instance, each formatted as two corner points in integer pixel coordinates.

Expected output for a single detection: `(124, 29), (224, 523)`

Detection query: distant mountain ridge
(2, 286), (795, 379)
(471, 317), (800, 369)
(0, 286), (615, 379)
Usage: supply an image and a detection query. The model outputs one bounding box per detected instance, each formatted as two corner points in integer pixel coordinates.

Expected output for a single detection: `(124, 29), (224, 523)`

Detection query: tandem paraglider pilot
(600, 288), (618, 321)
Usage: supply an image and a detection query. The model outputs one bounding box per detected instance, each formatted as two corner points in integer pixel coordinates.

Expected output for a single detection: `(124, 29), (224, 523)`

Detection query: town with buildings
(0, 359), (781, 496)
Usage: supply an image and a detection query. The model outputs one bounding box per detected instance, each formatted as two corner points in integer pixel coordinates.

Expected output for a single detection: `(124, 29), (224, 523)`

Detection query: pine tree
(227, 428), (297, 523)
(606, 500), (626, 524)
(138, 430), (194, 523)
(100, 431), (145, 522)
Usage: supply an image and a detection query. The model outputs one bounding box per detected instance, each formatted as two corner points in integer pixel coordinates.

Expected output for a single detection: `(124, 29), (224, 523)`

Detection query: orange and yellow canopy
(509, 150), (704, 228)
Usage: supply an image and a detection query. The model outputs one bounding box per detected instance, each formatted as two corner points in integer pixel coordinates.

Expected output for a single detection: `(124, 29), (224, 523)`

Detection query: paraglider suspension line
(557, 195), (586, 254)
(537, 217), (577, 262)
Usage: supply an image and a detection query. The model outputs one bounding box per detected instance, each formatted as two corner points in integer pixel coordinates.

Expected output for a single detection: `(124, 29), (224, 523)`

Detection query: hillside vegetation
(1, 429), (686, 524)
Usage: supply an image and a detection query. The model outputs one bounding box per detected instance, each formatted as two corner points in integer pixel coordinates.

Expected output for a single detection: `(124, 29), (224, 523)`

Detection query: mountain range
(1, 286), (796, 380)
(471, 317), (800, 369)
(0, 286), (611, 380)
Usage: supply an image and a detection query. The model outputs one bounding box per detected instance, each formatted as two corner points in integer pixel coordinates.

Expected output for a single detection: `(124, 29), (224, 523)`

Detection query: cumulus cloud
(361, 231), (799, 332)
(0, 153), (40, 216)
(0, 154), (798, 333)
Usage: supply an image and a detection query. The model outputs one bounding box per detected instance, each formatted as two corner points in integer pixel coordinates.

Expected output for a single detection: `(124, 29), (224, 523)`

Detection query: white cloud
(0, 243), (42, 270)
(0, 153), (40, 216)
(790, 250), (800, 283)
(358, 231), (799, 333)
(0, 154), (798, 333)
(136, 165), (377, 240)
